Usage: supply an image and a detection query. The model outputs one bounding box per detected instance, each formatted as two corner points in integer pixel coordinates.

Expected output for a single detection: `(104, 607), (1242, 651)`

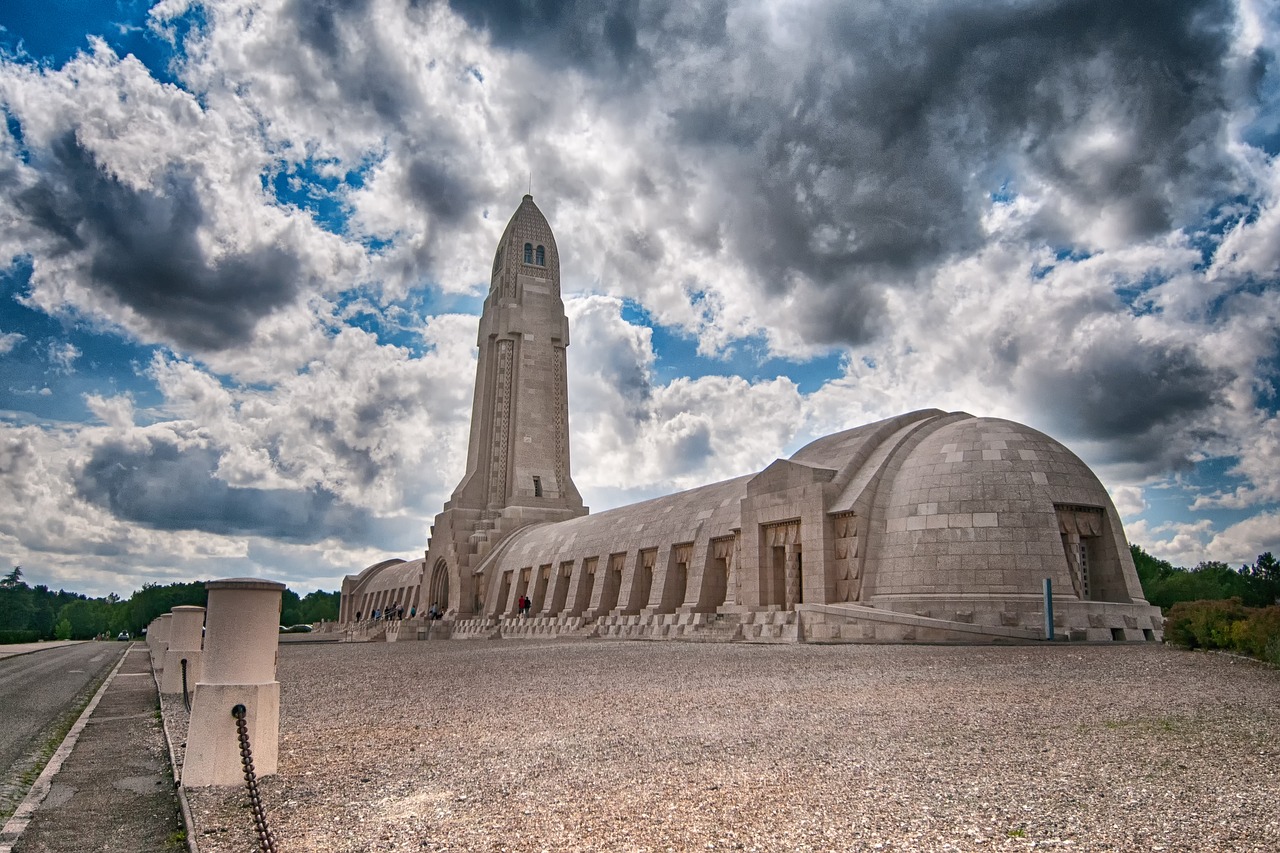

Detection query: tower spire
(449, 195), (583, 515)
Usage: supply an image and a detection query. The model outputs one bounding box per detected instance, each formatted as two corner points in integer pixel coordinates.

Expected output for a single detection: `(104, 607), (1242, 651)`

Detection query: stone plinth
(160, 605), (206, 696)
(182, 578), (284, 788)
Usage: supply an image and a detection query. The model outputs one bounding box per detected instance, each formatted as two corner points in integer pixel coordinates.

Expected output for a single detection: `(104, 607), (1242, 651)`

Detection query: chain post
(231, 703), (278, 853)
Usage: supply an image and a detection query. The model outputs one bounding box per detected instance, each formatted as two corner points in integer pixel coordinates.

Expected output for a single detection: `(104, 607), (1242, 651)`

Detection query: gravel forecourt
(175, 640), (1280, 853)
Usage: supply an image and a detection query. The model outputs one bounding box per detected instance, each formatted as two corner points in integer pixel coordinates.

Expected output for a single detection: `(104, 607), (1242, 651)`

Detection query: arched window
(536, 245), (546, 266)
(523, 243), (533, 264)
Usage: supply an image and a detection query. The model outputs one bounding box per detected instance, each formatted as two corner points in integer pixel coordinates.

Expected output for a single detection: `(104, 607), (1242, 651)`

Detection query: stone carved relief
(489, 339), (514, 506)
(831, 512), (860, 602)
(554, 347), (567, 497)
(762, 520), (800, 547)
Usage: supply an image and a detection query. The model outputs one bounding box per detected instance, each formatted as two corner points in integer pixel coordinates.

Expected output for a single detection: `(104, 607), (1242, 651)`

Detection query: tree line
(0, 567), (339, 643)
(1130, 545), (1280, 610)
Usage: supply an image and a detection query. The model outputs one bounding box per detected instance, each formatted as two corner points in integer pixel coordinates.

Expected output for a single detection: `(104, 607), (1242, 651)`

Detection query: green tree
(58, 598), (109, 639)
(0, 567), (35, 634)
(280, 589), (302, 627)
(298, 590), (340, 623)
(123, 582), (207, 636)
(1255, 552), (1279, 582)
(1133, 545), (1280, 610)
(53, 618), (72, 640)
(28, 585), (57, 638)
(1245, 552), (1280, 604)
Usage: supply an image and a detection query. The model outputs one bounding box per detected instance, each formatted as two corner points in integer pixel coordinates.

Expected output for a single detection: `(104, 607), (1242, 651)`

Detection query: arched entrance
(427, 559), (451, 615)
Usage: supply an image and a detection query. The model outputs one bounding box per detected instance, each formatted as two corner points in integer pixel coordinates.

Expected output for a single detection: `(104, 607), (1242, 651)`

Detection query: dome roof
(863, 416), (1138, 601)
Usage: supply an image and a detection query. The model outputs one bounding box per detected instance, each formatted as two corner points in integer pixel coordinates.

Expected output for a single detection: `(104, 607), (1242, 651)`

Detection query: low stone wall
(346, 597), (1165, 645)
(800, 599), (1164, 644)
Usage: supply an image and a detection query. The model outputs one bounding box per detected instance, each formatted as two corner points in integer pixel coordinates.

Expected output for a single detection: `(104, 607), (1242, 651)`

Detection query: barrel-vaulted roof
(483, 474), (751, 574)
(349, 557), (424, 595)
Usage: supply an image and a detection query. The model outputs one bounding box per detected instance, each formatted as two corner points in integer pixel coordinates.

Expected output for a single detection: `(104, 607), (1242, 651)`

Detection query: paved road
(0, 643), (85, 662)
(0, 643), (126, 821)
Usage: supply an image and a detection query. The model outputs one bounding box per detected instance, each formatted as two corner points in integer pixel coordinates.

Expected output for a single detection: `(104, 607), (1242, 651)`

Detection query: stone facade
(340, 197), (1163, 644)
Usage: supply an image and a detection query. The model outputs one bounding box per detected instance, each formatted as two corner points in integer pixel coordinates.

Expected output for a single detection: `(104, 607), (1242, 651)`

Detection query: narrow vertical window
(533, 475), (543, 497)
(524, 243), (533, 263)
(536, 245), (545, 266)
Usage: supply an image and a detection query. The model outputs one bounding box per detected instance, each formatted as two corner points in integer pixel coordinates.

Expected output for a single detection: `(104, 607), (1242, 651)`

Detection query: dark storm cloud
(12, 133), (301, 350)
(669, 420), (712, 469)
(405, 154), (474, 225)
(470, 0), (1248, 347)
(447, 0), (648, 72)
(74, 435), (394, 545)
(710, 0), (1242, 312)
(793, 279), (888, 349)
(1023, 335), (1232, 469)
(287, 0), (406, 126)
(280, 0), (484, 225)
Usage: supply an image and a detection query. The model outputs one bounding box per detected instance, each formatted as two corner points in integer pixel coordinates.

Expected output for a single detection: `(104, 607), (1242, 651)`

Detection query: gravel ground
(174, 640), (1280, 853)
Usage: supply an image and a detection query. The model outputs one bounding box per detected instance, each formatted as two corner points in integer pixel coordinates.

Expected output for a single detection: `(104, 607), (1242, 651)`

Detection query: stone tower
(421, 195), (587, 615)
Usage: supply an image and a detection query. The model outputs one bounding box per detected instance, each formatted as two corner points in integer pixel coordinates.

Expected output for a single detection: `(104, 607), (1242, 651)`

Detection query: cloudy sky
(1, 0), (1278, 598)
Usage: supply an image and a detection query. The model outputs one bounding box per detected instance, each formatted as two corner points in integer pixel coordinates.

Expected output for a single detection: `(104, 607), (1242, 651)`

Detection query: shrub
(1229, 607), (1280, 659)
(1165, 599), (1280, 665)
(1165, 598), (1246, 650)
(0, 629), (41, 644)
(1265, 637), (1280, 667)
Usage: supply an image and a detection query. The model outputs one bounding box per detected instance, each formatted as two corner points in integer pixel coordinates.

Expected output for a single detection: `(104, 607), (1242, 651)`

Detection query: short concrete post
(160, 605), (206, 696)
(182, 578), (284, 788)
(150, 613), (173, 674)
(1043, 578), (1055, 641)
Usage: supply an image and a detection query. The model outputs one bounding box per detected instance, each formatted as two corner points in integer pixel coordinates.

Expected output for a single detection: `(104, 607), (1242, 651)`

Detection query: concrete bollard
(181, 578), (285, 788)
(160, 605), (206, 696)
(149, 613), (173, 674)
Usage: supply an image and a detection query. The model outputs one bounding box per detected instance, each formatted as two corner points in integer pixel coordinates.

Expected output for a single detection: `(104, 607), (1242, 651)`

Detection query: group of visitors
(354, 603), (414, 622)
(351, 602), (444, 623)
(516, 594), (533, 617)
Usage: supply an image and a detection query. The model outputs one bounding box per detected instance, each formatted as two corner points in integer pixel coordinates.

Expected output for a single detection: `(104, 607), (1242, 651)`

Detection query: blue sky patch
(620, 299), (845, 393)
(0, 262), (163, 423)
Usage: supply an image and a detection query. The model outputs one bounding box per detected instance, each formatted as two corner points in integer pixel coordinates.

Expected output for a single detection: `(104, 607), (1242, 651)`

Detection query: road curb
(152, 652), (201, 853)
(0, 643), (129, 853)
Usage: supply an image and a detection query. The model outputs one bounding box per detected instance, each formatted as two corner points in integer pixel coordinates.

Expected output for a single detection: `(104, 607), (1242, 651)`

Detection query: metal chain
(231, 703), (279, 853)
(180, 658), (191, 712)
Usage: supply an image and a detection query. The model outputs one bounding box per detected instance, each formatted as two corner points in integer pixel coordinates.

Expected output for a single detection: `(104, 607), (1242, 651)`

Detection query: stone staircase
(596, 612), (743, 642)
(497, 615), (599, 639)
(738, 611), (801, 643)
(450, 617), (503, 640)
(344, 622), (388, 643)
